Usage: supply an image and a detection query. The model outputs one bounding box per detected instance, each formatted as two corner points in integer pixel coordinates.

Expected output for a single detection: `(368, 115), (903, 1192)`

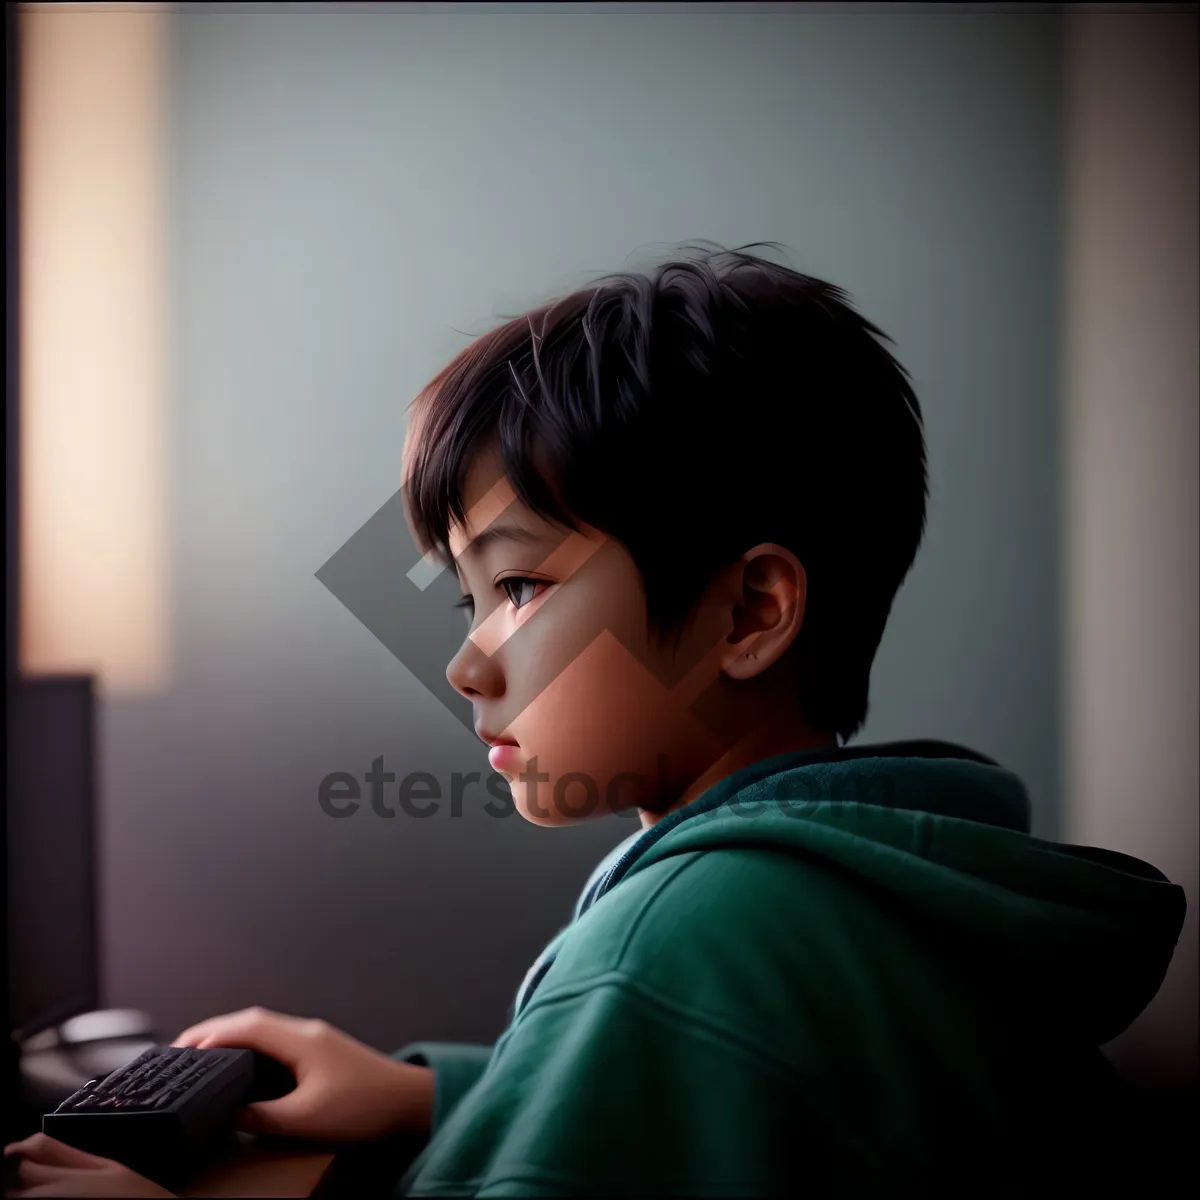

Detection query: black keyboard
(56, 1045), (229, 1112)
(43, 1044), (261, 1187)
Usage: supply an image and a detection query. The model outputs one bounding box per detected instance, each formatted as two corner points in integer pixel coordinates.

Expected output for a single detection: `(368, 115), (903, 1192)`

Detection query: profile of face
(435, 441), (808, 827)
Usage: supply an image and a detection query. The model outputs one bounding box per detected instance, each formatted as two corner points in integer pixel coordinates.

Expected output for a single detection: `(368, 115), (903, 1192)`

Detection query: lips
(477, 730), (519, 749)
(476, 728), (520, 774)
(488, 743), (520, 774)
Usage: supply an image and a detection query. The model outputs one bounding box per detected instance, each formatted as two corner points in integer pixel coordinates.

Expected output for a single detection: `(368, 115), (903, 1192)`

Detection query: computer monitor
(7, 674), (101, 1041)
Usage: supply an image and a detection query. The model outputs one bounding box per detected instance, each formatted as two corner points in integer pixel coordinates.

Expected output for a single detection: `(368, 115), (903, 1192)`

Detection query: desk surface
(179, 1133), (337, 1198)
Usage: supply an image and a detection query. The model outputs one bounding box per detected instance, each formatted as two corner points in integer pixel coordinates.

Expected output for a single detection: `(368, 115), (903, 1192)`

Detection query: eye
(453, 594), (474, 619)
(500, 577), (547, 610)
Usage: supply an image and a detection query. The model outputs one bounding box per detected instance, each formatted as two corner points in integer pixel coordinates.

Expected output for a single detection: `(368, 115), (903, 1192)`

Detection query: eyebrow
(453, 522), (549, 565)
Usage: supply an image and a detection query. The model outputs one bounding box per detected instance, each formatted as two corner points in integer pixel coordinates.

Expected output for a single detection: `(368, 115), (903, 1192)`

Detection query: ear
(720, 544), (807, 681)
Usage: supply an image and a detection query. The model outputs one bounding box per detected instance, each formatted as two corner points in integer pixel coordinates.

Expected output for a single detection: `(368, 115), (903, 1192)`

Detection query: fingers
(173, 1005), (280, 1048)
(236, 1092), (311, 1137)
(9, 1158), (77, 1188)
(171, 1007), (304, 1066)
(4, 1134), (106, 1168)
(171, 1021), (213, 1047)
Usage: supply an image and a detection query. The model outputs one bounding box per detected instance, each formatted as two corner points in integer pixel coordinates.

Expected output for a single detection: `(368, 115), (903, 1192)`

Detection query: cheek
(508, 628), (723, 821)
(508, 542), (664, 704)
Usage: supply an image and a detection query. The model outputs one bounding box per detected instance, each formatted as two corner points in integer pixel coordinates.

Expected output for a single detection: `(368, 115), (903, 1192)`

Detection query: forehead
(457, 442), (508, 511)
(446, 444), (526, 559)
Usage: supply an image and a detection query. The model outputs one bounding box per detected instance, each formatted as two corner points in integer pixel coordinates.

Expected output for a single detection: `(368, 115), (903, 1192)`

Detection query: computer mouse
(245, 1051), (297, 1104)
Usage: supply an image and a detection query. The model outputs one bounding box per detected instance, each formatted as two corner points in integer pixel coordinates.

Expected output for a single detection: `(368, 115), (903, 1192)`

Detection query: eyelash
(454, 577), (546, 617)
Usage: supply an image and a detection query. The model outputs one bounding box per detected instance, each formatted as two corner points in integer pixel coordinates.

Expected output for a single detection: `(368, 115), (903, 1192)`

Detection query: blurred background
(6, 0), (1197, 1129)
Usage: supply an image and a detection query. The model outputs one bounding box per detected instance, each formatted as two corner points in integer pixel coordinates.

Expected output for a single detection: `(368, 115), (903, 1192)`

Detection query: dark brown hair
(403, 241), (927, 742)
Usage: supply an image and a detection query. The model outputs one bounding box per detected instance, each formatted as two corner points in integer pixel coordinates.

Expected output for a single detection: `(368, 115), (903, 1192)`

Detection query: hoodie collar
(576, 739), (1023, 920)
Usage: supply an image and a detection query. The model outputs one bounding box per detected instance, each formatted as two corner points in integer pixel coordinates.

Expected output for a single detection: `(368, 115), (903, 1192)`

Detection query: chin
(513, 800), (572, 827)
(510, 787), (589, 826)
(506, 773), (624, 827)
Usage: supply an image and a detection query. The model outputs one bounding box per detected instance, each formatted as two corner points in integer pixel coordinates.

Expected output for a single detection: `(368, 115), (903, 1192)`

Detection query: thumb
(236, 1092), (309, 1137)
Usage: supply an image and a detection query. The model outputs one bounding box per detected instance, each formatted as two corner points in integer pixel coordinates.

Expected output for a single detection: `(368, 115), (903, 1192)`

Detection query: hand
(172, 1006), (433, 1143)
(3, 1134), (175, 1198)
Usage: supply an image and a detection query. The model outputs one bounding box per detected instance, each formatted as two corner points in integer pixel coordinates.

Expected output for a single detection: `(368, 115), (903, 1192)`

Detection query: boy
(6, 244), (1186, 1197)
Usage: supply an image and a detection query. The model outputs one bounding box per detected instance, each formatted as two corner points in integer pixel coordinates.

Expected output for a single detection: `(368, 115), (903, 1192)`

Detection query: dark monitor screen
(7, 674), (99, 1039)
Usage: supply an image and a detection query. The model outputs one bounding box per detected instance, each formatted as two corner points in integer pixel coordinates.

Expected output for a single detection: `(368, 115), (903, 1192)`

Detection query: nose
(446, 636), (505, 701)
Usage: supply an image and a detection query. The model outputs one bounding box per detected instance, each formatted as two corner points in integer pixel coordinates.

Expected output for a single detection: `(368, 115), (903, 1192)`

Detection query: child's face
(440, 443), (740, 827)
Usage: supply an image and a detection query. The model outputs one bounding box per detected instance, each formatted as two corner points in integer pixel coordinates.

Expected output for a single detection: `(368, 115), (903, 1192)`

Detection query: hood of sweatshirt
(570, 739), (1186, 1048)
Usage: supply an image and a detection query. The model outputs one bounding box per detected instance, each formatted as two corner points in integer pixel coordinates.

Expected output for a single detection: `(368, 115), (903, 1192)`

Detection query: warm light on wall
(20, 3), (170, 692)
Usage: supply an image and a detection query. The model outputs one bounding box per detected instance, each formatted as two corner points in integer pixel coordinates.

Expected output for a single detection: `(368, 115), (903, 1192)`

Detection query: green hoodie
(388, 740), (1186, 1197)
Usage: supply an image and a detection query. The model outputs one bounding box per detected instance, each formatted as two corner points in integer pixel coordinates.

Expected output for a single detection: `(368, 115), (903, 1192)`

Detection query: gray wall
(101, 5), (1063, 1052)
(1063, 11), (1198, 1086)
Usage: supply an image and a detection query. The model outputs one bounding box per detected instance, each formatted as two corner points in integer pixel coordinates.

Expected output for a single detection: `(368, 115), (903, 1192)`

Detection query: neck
(638, 714), (838, 830)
